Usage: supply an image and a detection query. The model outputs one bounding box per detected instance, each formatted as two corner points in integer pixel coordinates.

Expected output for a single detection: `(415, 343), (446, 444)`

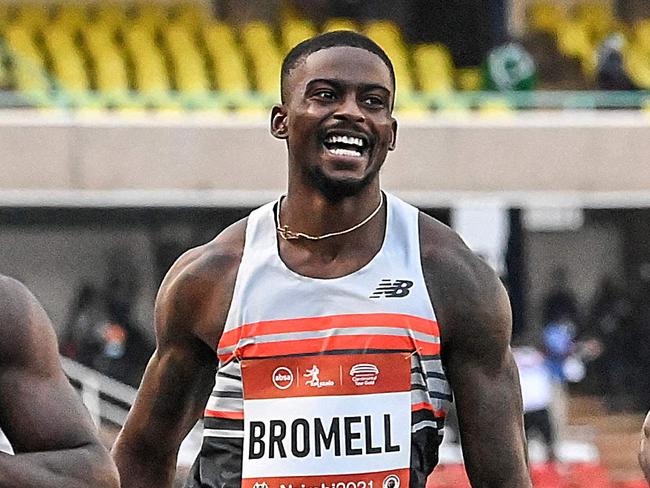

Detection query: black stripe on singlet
(216, 371), (240, 381)
(209, 390), (242, 399)
(420, 354), (441, 361)
(412, 367), (447, 381)
(203, 417), (244, 431)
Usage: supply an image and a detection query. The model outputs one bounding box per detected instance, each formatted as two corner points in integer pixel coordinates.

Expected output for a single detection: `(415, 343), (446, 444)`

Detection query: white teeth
(325, 135), (364, 147)
(330, 147), (362, 157)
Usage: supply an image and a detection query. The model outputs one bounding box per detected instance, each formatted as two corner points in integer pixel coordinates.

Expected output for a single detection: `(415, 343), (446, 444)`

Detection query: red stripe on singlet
(204, 409), (244, 420)
(411, 402), (446, 418)
(219, 334), (440, 362)
(218, 313), (439, 352)
(219, 313), (439, 350)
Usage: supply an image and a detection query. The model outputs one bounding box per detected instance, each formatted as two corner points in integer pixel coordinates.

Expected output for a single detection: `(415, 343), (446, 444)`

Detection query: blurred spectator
(61, 252), (153, 387)
(542, 267), (580, 326)
(540, 267), (582, 441)
(595, 33), (638, 91)
(630, 265), (650, 409)
(513, 340), (557, 462)
(61, 283), (108, 366)
(586, 276), (634, 411)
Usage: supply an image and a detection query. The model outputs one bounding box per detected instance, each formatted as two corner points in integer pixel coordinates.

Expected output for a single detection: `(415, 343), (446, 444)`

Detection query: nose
(333, 93), (365, 123)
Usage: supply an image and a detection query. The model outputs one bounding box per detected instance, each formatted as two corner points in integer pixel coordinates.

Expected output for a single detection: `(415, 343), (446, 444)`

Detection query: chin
(306, 165), (376, 201)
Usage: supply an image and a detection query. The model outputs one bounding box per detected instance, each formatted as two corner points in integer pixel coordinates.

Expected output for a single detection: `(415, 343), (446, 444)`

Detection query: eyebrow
(304, 78), (392, 96)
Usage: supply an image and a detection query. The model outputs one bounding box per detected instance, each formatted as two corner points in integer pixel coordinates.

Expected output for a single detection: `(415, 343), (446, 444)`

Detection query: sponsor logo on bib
(272, 367), (294, 390)
(304, 365), (335, 388)
(382, 474), (400, 488)
(349, 364), (379, 386)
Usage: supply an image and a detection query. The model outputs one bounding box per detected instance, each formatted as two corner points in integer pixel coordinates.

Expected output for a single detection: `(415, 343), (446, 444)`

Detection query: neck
(281, 182), (383, 241)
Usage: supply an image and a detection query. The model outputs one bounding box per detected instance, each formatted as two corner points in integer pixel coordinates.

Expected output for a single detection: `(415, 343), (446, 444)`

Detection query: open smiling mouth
(323, 134), (369, 158)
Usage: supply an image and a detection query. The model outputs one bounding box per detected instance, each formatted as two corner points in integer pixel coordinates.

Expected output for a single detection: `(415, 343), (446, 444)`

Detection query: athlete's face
(272, 46), (397, 199)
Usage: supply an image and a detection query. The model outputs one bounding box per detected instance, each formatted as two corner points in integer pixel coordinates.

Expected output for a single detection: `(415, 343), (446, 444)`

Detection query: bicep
(0, 318), (96, 453)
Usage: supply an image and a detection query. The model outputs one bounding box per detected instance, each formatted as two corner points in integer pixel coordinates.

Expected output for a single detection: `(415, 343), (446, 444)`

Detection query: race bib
(241, 353), (411, 488)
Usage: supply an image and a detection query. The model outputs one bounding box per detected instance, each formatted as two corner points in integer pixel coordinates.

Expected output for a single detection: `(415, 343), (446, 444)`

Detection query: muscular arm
(113, 221), (245, 488)
(0, 276), (118, 488)
(640, 410), (650, 482)
(420, 215), (531, 488)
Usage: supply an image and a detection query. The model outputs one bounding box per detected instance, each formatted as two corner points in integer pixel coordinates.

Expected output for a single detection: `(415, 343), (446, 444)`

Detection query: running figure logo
(370, 279), (414, 298)
(304, 365), (321, 387)
(304, 365), (335, 388)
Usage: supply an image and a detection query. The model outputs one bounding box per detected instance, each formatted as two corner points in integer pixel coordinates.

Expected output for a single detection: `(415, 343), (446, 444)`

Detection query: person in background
(513, 338), (557, 463)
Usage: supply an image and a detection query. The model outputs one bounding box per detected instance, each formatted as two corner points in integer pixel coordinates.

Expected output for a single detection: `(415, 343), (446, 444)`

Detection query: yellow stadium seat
(169, 3), (210, 28)
(624, 44), (650, 89)
(4, 24), (50, 91)
(81, 24), (130, 102)
(14, 4), (50, 30)
(574, 1), (615, 41)
(281, 18), (317, 53)
(364, 20), (414, 94)
(240, 20), (282, 100)
(133, 3), (168, 33)
(163, 25), (211, 95)
(52, 4), (88, 30)
(122, 24), (172, 103)
(322, 18), (358, 33)
(89, 3), (128, 28)
(634, 19), (650, 53)
(556, 20), (596, 75)
(202, 22), (251, 101)
(413, 43), (455, 92)
(527, 0), (568, 34)
(41, 26), (90, 97)
(456, 67), (483, 91)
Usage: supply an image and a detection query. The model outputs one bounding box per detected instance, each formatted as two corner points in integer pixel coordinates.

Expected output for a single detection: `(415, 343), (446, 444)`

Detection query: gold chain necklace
(277, 192), (384, 241)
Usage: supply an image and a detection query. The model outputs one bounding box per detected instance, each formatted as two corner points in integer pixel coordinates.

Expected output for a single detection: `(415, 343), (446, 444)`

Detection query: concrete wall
(2, 111), (650, 204)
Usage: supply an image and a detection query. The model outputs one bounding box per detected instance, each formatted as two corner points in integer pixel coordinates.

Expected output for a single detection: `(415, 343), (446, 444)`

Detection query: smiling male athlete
(113, 31), (531, 488)
(0, 275), (119, 488)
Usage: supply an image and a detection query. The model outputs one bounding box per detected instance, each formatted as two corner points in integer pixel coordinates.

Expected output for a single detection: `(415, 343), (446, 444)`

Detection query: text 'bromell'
(248, 415), (400, 459)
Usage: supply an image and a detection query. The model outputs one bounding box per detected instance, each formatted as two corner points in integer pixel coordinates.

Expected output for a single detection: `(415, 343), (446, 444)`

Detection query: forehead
(289, 46), (393, 94)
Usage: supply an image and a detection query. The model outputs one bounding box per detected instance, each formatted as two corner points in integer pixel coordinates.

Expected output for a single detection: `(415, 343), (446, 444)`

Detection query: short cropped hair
(280, 30), (395, 103)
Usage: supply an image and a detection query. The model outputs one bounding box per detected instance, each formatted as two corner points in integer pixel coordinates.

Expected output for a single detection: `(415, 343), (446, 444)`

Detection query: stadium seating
(0, 1), (647, 111)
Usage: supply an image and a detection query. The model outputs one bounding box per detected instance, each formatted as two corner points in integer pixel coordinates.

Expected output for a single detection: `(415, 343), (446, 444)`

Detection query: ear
(388, 117), (398, 151)
(271, 105), (289, 140)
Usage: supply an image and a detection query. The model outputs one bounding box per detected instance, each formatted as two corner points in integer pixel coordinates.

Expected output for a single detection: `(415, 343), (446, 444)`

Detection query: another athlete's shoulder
(0, 275), (55, 363)
(0, 275), (39, 325)
(154, 218), (247, 346)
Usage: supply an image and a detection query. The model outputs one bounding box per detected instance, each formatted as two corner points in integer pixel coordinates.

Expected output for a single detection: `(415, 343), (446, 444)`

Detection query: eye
(363, 95), (385, 107)
(314, 89), (336, 101)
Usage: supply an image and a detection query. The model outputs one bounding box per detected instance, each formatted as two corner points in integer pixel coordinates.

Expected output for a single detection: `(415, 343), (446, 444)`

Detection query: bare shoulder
(0, 275), (57, 365)
(154, 218), (248, 350)
(418, 213), (511, 361)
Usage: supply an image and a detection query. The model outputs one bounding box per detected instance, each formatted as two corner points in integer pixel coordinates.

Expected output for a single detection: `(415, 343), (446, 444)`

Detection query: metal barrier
(60, 356), (137, 427)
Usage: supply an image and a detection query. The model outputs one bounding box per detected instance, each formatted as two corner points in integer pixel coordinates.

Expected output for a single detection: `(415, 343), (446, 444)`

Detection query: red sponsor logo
(350, 363), (379, 386)
(272, 367), (294, 390)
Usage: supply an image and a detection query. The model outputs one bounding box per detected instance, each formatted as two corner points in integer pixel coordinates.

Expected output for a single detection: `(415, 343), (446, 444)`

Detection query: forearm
(0, 444), (118, 488)
(112, 439), (177, 488)
(456, 362), (531, 487)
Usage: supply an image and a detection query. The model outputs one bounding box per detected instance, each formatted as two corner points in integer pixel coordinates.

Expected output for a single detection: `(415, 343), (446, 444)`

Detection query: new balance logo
(370, 279), (414, 298)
